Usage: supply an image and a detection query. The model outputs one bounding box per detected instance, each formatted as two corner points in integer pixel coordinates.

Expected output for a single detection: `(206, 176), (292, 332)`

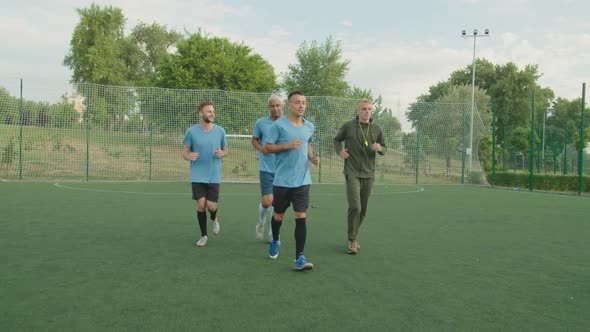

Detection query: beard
(203, 117), (214, 123)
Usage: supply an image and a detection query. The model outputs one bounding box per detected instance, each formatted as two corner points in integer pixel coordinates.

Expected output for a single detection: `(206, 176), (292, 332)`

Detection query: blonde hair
(357, 98), (373, 109)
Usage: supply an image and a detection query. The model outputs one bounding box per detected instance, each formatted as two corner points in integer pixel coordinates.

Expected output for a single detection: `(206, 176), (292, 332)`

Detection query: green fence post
(502, 126), (506, 172)
(18, 79), (23, 180)
(148, 121), (153, 181)
(553, 141), (557, 174)
(86, 89), (90, 181)
(529, 91), (535, 191)
(579, 83), (586, 195)
(564, 122), (568, 175)
(537, 144), (541, 174)
(491, 99), (496, 187)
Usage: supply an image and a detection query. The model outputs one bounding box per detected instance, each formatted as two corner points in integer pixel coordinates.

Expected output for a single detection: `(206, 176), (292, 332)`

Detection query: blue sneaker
(269, 240), (279, 259)
(293, 255), (314, 271)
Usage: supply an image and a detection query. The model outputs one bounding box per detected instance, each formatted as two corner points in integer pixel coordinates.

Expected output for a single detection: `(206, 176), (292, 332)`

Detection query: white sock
(258, 203), (267, 225)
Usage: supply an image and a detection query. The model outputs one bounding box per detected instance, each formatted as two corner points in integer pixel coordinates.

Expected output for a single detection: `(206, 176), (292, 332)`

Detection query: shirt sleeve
(333, 122), (347, 154)
(182, 129), (192, 147)
(252, 120), (261, 139)
(220, 127), (227, 148)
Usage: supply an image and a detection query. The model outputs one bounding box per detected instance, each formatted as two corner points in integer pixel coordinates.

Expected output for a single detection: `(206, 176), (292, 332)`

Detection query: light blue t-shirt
(253, 116), (281, 173)
(266, 117), (315, 188)
(182, 124), (227, 184)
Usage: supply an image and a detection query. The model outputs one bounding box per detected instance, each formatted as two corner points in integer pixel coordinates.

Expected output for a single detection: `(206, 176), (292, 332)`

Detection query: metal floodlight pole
(461, 28), (489, 173)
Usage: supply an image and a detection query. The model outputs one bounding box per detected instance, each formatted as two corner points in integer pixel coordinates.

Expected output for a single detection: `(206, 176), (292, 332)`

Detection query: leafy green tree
(490, 64), (552, 137)
(0, 87), (19, 124)
(413, 60), (555, 149)
(282, 36), (350, 97)
(373, 108), (402, 150)
(63, 4), (140, 131)
(508, 127), (540, 169)
(548, 97), (590, 131)
(50, 98), (81, 128)
(449, 58), (497, 92)
(124, 22), (182, 86)
(402, 131), (428, 174)
(63, 4), (127, 85)
(156, 31), (277, 92)
(573, 127), (590, 153)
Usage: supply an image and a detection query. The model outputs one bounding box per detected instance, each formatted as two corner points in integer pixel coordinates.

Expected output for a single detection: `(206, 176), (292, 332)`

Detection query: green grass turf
(1, 182), (589, 331)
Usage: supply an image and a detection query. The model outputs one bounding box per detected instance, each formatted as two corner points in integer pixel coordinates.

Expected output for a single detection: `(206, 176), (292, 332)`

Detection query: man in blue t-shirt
(264, 91), (319, 271)
(182, 101), (227, 248)
(251, 95), (283, 242)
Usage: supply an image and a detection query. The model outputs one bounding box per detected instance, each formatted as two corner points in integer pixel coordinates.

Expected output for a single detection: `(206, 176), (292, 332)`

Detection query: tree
(573, 127), (590, 153)
(63, 4), (127, 85)
(282, 36), (350, 97)
(0, 87), (19, 124)
(123, 22), (182, 86)
(508, 127), (540, 169)
(449, 58), (497, 92)
(155, 31), (277, 92)
(412, 60), (554, 147)
(434, 85), (489, 173)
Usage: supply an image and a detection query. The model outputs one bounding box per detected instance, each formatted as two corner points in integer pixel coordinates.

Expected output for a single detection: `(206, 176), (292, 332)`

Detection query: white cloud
(341, 20), (353, 28)
(491, 32), (590, 99)
(502, 32), (520, 48)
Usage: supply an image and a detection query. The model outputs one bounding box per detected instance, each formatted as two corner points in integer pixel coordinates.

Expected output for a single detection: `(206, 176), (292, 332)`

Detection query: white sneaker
(196, 235), (208, 247)
(211, 219), (220, 235)
(256, 223), (264, 240)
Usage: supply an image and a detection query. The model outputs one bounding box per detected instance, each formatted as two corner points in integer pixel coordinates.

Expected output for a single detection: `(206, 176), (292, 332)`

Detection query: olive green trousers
(345, 175), (374, 241)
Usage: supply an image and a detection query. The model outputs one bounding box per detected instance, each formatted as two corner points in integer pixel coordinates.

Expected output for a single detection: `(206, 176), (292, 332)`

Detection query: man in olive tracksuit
(333, 98), (386, 254)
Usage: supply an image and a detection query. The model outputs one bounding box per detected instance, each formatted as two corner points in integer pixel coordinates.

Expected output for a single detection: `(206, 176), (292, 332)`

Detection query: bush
(2, 139), (17, 164)
(489, 171), (590, 192)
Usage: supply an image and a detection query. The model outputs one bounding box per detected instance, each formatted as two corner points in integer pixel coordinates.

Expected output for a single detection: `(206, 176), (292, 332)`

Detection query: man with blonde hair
(334, 98), (386, 254)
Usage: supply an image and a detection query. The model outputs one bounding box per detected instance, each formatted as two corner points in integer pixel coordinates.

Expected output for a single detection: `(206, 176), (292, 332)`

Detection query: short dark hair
(197, 101), (214, 112)
(287, 91), (304, 100)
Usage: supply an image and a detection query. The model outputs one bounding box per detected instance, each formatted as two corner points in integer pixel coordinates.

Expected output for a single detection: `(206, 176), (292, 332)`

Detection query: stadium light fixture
(461, 28), (490, 174)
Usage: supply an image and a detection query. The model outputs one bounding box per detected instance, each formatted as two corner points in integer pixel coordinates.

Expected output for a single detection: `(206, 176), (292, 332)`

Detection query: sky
(1, 0), (590, 131)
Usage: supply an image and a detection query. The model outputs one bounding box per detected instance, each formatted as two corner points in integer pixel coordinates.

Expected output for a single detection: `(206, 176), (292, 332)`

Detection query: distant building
(57, 93), (85, 123)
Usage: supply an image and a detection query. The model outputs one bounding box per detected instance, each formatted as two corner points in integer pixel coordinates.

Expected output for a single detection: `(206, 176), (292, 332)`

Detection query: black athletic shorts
(191, 183), (220, 202)
(272, 185), (309, 214)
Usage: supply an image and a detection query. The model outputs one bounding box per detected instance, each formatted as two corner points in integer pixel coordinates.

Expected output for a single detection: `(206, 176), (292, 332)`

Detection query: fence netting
(1, 81), (489, 185)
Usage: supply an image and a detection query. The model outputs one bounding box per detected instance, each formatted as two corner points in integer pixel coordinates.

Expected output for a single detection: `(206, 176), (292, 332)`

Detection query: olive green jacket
(333, 117), (386, 178)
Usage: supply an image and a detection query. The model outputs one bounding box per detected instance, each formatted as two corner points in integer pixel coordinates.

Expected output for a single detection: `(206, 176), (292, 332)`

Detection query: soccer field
(1, 182), (588, 331)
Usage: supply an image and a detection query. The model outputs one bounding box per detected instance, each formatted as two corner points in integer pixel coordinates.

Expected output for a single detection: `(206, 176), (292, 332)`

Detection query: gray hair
(268, 94), (282, 105)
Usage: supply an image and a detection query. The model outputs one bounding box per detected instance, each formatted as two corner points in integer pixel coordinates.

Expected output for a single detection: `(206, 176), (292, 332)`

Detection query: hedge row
(489, 172), (590, 192)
